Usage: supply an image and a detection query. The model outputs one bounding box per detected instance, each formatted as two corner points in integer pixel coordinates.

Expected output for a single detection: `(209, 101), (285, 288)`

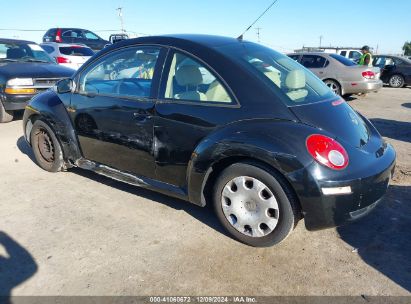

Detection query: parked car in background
(288, 52), (382, 96)
(41, 42), (94, 70)
(0, 38), (74, 123)
(42, 28), (110, 51)
(373, 55), (411, 88)
(23, 35), (395, 247)
(294, 47), (363, 63)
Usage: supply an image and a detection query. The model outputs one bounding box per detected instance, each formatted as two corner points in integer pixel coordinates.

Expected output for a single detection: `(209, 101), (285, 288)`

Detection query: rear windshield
(330, 54), (356, 66)
(59, 46), (94, 56)
(218, 42), (336, 106)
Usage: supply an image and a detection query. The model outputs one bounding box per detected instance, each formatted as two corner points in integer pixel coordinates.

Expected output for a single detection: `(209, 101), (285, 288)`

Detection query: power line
(237, 0), (280, 40)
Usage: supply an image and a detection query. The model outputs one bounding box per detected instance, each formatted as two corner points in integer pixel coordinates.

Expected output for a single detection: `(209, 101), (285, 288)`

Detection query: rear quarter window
(219, 43), (336, 106)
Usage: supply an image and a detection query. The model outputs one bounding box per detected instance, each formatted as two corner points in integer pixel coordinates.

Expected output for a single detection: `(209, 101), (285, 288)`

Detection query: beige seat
(206, 80), (231, 103)
(285, 70), (308, 101)
(174, 65), (207, 101)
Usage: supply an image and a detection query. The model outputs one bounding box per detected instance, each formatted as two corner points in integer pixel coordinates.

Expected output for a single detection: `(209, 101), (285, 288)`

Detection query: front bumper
(341, 80), (383, 95)
(287, 143), (396, 231)
(2, 94), (35, 111)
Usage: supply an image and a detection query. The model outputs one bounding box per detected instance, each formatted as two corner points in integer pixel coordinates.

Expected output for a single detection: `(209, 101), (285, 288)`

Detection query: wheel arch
(199, 156), (303, 219)
(23, 91), (82, 164)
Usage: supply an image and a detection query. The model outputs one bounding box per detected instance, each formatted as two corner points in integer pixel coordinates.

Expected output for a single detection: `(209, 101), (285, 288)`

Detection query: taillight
(362, 71), (375, 79)
(306, 134), (349, 170)
(56, 28), (62, 42)
(56, 56), (71, 64)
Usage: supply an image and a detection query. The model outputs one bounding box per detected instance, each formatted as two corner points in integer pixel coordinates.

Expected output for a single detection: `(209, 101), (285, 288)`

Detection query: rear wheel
(30, 120), (64, 172)
(324, 79), (341, 96)
(0, 101), (14, 123)
(213, 162), (299, 247)
(388, 74), (404, 88)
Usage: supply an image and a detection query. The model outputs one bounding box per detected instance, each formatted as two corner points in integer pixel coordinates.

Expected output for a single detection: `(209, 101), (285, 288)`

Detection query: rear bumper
(287, 143), (396, 231)
(341, 80), (383, 95)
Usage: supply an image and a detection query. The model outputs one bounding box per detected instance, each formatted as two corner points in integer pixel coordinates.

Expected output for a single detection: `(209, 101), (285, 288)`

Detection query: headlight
(6, 78), (34, 86)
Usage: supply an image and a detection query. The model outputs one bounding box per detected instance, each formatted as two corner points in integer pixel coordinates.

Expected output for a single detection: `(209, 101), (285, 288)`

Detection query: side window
(340, 51), (347, 57)
(349, 51), (361, 61)
(62, 30), (83, 39)
(374, 57), (386, 68)
(164, 52), (232, 103)
(84, 31), (100, 40)
(300, 55), (327, 68)
(79, 46), (160, 98)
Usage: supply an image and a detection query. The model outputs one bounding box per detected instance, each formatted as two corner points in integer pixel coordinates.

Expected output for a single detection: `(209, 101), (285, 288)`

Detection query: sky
(1, 0), (410, 54)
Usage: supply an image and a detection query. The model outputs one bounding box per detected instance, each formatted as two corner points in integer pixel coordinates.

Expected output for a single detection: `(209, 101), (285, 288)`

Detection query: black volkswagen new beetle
(23, 35), (396, 247)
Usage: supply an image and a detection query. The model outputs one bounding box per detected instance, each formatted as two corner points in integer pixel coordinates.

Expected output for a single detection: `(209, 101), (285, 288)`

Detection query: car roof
(0, 38), (36, 45)
(288, 52), (330, 56)
(114, 34), (242, 49)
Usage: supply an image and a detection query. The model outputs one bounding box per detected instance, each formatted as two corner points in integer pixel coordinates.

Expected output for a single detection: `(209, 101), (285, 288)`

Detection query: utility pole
(117, 7), (125, 33)
(255, 27), (262, 43)
(319, 35), (323, 48)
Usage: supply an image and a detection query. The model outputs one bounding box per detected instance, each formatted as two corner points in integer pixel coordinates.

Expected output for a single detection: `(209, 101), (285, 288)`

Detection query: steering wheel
(113, 78), (146, 95)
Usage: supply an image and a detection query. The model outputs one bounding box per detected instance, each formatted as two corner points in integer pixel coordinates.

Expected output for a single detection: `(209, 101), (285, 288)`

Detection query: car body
(41, 42), (94, 70)
(288, 52), (383, 96)
(0, 38), (75, 123)
(42, 28), (110, 51)
(373, 55), (411, 88)
(23, 35), (396, 247)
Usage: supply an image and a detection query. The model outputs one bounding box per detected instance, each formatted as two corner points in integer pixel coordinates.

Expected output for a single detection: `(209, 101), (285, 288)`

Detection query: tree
(403, 41), (411, 56)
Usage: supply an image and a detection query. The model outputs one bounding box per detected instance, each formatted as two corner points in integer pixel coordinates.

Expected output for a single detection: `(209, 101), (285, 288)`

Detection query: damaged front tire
(30, 120), (64, 172)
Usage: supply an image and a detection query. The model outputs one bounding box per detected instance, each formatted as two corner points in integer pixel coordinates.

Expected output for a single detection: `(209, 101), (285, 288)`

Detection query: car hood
(0, 62), (75, 79)
(290, 99), (370, 149)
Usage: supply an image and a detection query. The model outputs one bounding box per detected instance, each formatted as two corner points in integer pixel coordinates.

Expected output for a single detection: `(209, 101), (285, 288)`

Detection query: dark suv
(43, 28), (110, 51)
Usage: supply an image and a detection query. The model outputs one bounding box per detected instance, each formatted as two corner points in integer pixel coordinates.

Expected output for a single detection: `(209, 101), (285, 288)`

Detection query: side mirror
(56, 78), (73, 94)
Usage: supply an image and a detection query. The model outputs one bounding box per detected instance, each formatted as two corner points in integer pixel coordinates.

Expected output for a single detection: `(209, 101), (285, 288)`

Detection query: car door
(300, 55), (329, 79)
(153, 50), (239, 188)
(69, 45), (166, 178)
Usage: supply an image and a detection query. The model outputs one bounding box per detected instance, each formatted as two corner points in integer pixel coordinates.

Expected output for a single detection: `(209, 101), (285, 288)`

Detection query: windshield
(330, 54), (357, 66)
(59, 46), (94, 56)
(218, 42), (336, 106)
(0, 42), (54, 63)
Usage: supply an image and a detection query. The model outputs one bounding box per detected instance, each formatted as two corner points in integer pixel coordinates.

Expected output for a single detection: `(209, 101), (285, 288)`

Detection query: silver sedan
(288, 52), (382, 96)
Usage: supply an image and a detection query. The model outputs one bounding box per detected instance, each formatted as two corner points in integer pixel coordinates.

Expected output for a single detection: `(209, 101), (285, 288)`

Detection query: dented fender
(23, 90), (82, 163)
(186, 120), (319, 206)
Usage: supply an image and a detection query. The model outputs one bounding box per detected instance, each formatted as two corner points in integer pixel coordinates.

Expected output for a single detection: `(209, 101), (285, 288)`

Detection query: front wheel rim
(221, 176), (279, 238)
(36, 128), (55, 163)
(390, 76), (403, 87)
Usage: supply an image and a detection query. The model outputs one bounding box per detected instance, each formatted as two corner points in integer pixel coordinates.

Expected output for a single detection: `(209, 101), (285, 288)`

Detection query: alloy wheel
(389, 75), (403, 88)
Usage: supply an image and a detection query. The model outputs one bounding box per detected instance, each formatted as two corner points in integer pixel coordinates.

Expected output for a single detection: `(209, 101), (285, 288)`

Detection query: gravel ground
(0, 87), (410, 297)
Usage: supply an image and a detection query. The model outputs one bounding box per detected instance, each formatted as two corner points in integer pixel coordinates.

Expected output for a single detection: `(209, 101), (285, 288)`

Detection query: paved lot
(0, 88), (410, 296)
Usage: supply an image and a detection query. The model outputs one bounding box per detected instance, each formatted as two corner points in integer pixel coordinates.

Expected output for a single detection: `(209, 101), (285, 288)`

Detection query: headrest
(175, 65), (203, 86)
(285, 70), (306, 90)
(7, 48), (25, 59)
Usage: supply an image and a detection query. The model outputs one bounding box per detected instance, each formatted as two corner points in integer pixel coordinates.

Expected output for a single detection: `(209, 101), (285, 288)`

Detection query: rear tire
(0, 101), (14, 123)
(213, 162), (299, 247)
(324, 79), (342, 96)
(30, 120), (64, 172)
(389, 74), (404, 88)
